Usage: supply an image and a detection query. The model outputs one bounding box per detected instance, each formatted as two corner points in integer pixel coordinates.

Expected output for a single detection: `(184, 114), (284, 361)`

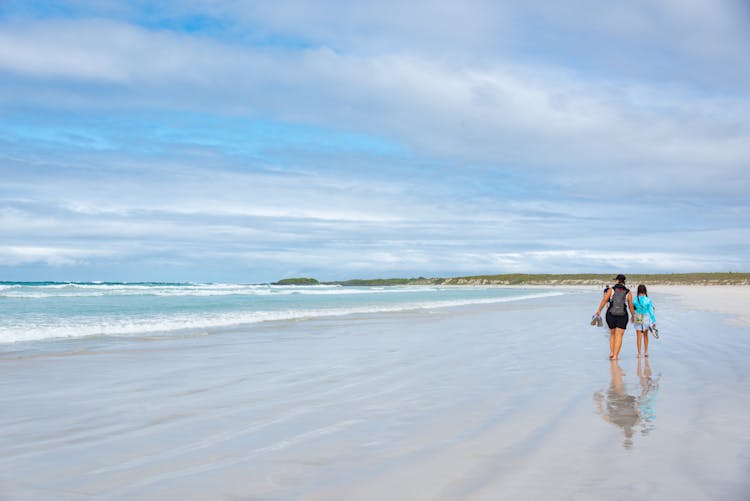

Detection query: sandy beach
(1, 286), (749, 500)
(654, 285), (750, 327)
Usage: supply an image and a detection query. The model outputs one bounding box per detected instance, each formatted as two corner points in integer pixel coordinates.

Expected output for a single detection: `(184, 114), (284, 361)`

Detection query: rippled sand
(1, 288), (749, 500)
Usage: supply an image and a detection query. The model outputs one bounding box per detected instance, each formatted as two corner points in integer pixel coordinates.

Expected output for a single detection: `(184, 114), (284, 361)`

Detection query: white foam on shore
(0, 283), (444, 298)
(0, 291), (563, 344)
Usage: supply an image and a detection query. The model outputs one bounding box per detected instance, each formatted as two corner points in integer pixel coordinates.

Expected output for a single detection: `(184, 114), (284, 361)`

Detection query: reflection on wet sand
(594, 358), (660, 448)
(637, 357), (659, 435)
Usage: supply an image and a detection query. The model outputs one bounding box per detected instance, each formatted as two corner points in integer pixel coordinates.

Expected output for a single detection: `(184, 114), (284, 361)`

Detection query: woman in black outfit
(594, 274), (635, 360)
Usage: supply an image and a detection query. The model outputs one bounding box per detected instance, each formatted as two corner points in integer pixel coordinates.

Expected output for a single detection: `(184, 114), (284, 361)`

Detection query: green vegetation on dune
(306, 273), (750, 286)
(272, 277), (320, 285)
(330, 277), (431, 286)
(434, 273), (750, 285)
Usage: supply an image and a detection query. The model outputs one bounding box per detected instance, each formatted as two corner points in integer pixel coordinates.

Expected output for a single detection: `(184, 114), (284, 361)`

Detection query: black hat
(614, 274), (626, 282)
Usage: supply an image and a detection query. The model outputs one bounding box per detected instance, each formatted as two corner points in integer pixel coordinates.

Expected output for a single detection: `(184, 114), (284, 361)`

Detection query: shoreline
(2, 284), (746, 349)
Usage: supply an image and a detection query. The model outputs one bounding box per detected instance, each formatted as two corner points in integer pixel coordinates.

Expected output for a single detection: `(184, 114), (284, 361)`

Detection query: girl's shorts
(632, 313), (652, 331)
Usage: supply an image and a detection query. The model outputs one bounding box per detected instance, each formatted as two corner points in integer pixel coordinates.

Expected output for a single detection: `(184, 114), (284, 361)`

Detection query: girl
(632, 284), (657, 357)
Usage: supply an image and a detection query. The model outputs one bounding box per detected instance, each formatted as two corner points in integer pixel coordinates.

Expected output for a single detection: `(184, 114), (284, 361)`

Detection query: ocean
(0, 282), (563, 345)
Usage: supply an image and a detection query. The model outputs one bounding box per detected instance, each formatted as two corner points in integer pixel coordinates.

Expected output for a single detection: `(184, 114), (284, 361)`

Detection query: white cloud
(0, 19), (251, 84)
(0, 3), (748, 279)
(1, 17), (747, 199)
(0, 245), (112, 267)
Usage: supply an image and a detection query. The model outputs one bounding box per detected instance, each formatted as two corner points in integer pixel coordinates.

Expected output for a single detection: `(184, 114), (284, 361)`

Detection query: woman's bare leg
(613, 328), (625, 359)
(609, 329), (616, 358)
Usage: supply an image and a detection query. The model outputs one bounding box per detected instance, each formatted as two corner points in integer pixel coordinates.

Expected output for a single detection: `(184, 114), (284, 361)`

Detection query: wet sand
(1, 288), (749, 500)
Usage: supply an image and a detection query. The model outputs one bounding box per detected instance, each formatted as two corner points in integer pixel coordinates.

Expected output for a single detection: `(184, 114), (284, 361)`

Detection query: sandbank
(651, 285), (750, 327)
(515, 283), (750, 327)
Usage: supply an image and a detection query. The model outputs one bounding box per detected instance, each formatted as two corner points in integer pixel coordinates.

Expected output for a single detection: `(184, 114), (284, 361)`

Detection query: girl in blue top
(633, 284), (656, 358)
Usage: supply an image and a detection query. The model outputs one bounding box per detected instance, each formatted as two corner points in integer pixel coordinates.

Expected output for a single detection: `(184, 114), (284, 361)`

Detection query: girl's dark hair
(637, 284), (648, 296)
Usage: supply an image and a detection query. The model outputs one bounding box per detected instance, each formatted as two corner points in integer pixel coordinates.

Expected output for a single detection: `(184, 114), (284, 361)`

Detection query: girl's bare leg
(636, 330), (644, 357)
(643, 331), (649, 357)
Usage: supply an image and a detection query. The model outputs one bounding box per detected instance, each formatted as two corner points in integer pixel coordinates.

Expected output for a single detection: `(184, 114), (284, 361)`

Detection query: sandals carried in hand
(649, 325), (659, 339)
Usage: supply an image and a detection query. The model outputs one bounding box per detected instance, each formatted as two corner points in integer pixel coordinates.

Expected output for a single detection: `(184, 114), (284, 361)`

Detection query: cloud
(0, 2), (748, 280)
(0, 18), (248, 84)
(0, 245), (112, 267)
(2, 17), (748, 202)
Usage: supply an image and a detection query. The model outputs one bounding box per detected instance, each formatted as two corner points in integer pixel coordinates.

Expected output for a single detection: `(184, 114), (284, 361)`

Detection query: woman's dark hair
(637, 284), (648, 296)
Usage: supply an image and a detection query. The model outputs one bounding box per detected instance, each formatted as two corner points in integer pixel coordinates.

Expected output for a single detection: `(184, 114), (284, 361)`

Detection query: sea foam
(0, 287), (563, 344)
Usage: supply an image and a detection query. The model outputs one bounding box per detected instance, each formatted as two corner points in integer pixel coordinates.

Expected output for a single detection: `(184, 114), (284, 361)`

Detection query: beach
(655, 285), (750, 327)
(1, 285), (749, 500)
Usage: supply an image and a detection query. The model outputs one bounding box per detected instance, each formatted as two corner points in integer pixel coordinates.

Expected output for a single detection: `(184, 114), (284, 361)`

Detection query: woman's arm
(596, 289), (612, 315)
(627, 292), (635, 318)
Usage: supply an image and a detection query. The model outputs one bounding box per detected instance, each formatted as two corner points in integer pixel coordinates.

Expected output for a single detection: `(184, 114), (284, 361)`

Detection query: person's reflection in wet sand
(594, 360), (639, 448)
(637, 357), (659, 436)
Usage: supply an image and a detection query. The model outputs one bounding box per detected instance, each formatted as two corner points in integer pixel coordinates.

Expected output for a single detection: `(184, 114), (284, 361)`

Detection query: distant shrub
(273, 277), (320, 285)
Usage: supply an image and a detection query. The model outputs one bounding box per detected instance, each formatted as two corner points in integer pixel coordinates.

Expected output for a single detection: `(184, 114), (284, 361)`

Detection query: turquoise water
(0, 282), (562, 344)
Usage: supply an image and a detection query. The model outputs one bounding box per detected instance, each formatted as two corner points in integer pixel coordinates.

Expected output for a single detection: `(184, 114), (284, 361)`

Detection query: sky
(1, 0), (749, 282)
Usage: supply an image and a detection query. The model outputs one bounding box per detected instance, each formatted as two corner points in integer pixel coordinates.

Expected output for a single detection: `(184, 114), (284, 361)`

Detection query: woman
(632, 284), (657, 358)
(594, 274), (635, 360)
